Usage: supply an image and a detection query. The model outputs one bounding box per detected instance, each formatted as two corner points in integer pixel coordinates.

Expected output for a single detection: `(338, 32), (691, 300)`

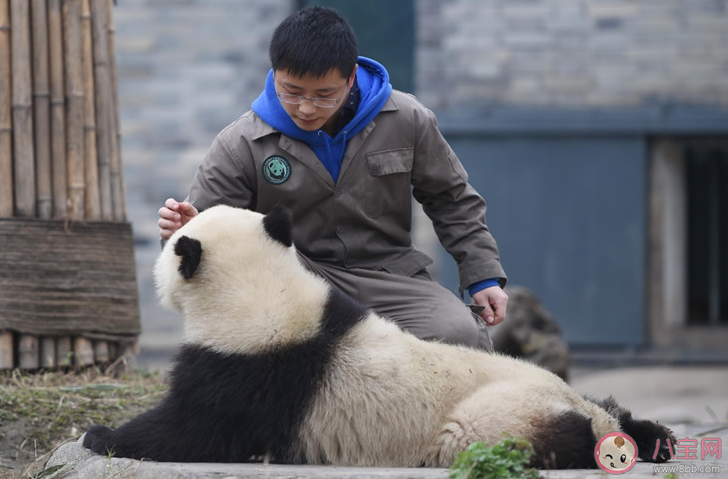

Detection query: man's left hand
(471, 286), (508, 326)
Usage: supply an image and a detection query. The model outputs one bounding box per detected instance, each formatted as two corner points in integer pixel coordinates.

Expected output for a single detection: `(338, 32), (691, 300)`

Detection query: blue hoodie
(252, 56), (392, 183)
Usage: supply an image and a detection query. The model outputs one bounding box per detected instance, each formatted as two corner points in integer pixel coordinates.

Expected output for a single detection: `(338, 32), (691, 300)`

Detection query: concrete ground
(47, 365), (728, 478)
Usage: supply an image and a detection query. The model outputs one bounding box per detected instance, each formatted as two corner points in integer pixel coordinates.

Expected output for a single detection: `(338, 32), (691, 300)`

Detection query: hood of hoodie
(252, 56), (392, 182)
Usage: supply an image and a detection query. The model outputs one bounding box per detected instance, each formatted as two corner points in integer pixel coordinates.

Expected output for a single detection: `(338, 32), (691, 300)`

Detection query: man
(158, 6), (507, 350)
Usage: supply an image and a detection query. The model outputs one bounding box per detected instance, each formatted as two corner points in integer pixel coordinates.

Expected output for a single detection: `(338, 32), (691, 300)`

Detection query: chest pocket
(365, 148), (414, 218)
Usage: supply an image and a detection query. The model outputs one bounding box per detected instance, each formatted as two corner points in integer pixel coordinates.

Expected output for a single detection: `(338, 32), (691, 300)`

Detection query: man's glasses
(276, 92), (341, 108)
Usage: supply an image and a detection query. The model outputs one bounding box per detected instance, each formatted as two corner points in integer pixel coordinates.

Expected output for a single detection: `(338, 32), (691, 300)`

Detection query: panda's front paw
(83, 425), (116, 456)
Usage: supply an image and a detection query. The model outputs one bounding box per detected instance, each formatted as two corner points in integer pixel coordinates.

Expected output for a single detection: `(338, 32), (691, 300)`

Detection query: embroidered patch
(262, 156), (291, 185)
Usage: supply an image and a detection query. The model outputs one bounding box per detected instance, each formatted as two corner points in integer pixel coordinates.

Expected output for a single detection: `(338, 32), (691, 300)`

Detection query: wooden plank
(0, 0), (12, 217)
(0, 331), (13, 369)
(31, 0), (52, 219)
(48, 0), (67, 219)
(18, 334), (39, 369)
(10, 0), (36, 217)
(63, 0), (85, 220)
(0, 219), (141, 337)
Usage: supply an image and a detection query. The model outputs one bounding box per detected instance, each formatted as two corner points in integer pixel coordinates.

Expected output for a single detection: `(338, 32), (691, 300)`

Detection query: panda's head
(154, 204), (329, 354)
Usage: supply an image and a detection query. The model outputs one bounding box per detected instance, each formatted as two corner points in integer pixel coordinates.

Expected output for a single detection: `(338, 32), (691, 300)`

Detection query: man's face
(274, 66), (357, 134)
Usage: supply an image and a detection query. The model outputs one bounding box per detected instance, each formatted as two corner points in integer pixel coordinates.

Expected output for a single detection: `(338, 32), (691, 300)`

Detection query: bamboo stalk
(89, 0), (112, 220)
(48, 0), (67, 219)
(31, 0), (53, 219)
(0, 331), (12, 369)
(63, 0), (85, 221)
(81, 0), (100, 219)
(10, 0), (36, 217)
(0, 0), (12, 218)
(105, 0), (125, 221)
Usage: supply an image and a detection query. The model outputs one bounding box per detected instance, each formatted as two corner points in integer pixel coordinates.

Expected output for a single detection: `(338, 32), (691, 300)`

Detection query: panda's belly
(295, 315), (493, 466)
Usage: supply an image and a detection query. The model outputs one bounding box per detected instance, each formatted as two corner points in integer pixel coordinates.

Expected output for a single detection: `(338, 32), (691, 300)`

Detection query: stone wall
(416, 0), (728, 109)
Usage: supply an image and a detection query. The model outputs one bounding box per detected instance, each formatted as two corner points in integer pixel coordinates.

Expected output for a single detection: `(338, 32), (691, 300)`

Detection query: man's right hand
(158, 198), (199, 241)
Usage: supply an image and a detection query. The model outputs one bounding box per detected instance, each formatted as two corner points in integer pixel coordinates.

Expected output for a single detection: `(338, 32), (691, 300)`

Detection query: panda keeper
(157, 6), (508, 351)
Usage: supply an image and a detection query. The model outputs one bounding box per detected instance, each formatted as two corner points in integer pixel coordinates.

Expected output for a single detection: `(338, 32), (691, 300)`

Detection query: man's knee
(420, 308), (482, 349)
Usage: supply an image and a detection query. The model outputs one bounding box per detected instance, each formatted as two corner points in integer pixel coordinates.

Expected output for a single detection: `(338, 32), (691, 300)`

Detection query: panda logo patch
(262, 156), (291, 185)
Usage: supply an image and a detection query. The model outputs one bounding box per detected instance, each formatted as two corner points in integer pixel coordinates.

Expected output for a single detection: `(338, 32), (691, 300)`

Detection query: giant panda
(83, 204), (675, 469)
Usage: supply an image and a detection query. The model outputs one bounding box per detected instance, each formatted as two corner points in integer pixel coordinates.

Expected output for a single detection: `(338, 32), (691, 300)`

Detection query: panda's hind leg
(426, 383), (600, 469)
(586, 395), (676, 463)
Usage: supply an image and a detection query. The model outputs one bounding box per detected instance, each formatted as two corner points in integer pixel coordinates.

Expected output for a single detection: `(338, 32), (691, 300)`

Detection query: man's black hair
(269, 6), (358, 79)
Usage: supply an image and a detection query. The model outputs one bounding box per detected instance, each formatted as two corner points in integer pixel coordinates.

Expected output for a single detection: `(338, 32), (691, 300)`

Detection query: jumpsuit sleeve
(186, 129), (257, 213)
(410, 106), (507, 295)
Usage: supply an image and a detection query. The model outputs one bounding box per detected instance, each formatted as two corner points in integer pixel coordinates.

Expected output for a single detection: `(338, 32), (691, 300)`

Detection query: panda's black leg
(586, 395), (676, 463)
(82, 402), (184, 461)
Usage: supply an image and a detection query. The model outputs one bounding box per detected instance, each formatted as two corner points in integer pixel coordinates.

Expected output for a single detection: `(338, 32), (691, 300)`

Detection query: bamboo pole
(89, 0), (113, 220)
(48, 0), (67, 218)
(10, 0), (36, 217)
(81, 0), (100, 219)
(105, 0), (125, 221)
(63, 0), (85, 221)
(0, 0), (12, 218)
(31, 0), (53, 219)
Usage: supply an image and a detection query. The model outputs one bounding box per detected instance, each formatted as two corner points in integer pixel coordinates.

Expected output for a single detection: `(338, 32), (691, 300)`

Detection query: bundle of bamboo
(0, 0), (139, 371)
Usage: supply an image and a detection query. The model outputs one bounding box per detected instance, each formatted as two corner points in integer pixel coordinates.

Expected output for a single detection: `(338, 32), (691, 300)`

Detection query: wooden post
(73, 337), (94, 367)
(0, 331), (12, 369)
(0, 0), (12, 218)
(10, 0), (35, 217)
(89, 0), (113, 220)
(63, 0), (85, 221)
(56, 336), (72, 367)
(40, 336), (56, 368)
(48, 0), (67, 219)
(94, 340), (109, 363)
(80, 0), (100, 220)
(18, 334), (39, 369)
(31, 0), (53, 219)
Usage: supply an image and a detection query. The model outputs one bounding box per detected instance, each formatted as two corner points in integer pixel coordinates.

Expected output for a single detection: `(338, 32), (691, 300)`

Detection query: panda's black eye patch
(175, 236), (203, 280)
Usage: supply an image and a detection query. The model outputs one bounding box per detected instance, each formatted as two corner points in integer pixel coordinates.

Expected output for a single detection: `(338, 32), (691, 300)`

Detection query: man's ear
(263, 203), (293, 247)
(174, 236), (202, 280)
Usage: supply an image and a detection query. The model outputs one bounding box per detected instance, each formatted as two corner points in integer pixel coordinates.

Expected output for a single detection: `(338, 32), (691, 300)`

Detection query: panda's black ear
(263, 203), (293, 247)
(174, 236), (202, 280)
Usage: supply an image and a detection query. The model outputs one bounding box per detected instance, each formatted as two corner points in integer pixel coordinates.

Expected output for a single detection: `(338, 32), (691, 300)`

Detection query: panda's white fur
(83, 204), (675, 468)
(155, 204), (330, 355)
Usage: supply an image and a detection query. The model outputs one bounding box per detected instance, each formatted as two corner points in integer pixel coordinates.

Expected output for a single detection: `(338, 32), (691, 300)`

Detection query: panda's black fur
(85, 286), (367, 463)
(83, 205), (675, 468)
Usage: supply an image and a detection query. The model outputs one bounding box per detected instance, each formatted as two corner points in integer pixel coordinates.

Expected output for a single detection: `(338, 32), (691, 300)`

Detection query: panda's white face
(153, 205), (330, 355)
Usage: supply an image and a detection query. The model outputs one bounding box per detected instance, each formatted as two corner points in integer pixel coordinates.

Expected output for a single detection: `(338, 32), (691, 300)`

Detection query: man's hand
(471, 286), (508, 326)
(158, 198), (199, 240)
